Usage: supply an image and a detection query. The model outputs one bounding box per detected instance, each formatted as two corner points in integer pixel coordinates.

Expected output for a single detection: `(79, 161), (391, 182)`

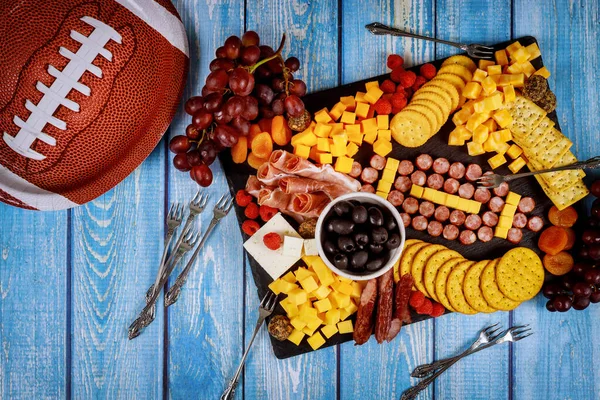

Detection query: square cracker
(539, 134), (573, 168)
(504, 96), (547, 138)
(529, 117), (556, 147)
(534, 175), (589, 210)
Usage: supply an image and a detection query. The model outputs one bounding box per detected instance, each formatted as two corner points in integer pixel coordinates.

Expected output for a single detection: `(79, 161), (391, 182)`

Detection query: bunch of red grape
(169, 31), (308, 187)
(543, 179), (600, 312)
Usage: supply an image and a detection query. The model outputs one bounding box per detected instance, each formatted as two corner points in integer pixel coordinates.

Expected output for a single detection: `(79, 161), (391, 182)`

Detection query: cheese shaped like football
(0, 0), (189, 210)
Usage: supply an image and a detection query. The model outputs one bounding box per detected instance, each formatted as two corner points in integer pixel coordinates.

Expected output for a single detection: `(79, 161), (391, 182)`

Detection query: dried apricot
(543, 251), (574, 276)
(231, 136), (248, 164)
(548, 205), (578, 228)
(271, 115), (292, 146)
(248, 124), (262, 149)
(247, 152), (268, 170)
(258, 118), (272, 133)
(563, 227), (576, 251)
(538, 226), (568, 255)
(251, 132), (273, 159)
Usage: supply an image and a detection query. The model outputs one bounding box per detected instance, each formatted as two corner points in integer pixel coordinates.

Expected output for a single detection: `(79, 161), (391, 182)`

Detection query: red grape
(185, 96), (204, 115)
(590, 291), (600, 303)
(186, 150), (202, 167)
(192, 109), (213, 130)
(592, 199), (600, 218)
(213, 125), (239, 148)
(573, 282), (592, 298)
(209, 58), (235, 72)
(285, 56), (300, 72)
(542, 282), (561, 299)
(224, 36), (242, 59)
(272, 98), (284, 115)
(213, 109), (232, 125)
(260, 107), (275, 119)
(240, 45), (261, 65)
(223, 96), (245, 117)
(254, 83), (274, 105)
(579, 246), (590, 259)
(203, 93), (224, 113)
(284, 95), (305, 117)
(573, 296), (590, 310)
(241, 96), (259, 120)
(201, 85), (217, 97)
(589, 244), (600, 260)
(255, 65), (272, 80)
(215, 46), (227, 58)
(589, 218), (600, 228)
(289, 79), (307, 97)
(591, 180), (600, 198)
(271, 77), (285, 92)
(186, 124), (201, 140)
(259, 45), (274, 58)
(546, 300), (556, 312)
(582, 229), (600, 245)
(562, 274), (576, 290)
(231, 116), (250, 136)
(197, 140), (217, 165)
(553, 295), (573, 312)
(190, 164), (213, 187)
(229, 67), (255, 96)
(572, 263), (589, 276)
(267, 58), (283, 73)
(169, 135), (191, 154)
(584, 268), (600, 285)
(242, 30), (260, 47)
(206, 69), (229, 90)
(173, 153), (191, 171)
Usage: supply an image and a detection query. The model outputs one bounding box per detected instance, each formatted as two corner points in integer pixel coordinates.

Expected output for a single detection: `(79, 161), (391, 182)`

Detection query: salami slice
(518, 197), (536, 213)
(419, 201), (435, 218)
(360, 184), (375, 193)
(434, 206), (450, 222)
(527, 216), (544, 232)
(427, 220), (443, 237)
(402, 197), (419, 214)
(412, 215), (428, 231)
(411, 170), (427, 186)
(482, 211), (499, 227)
(459, 229), (477, 245)
(443, 224), (459, 240)
(427, 173), (445, 190)
(375, 269), (394, 344)
(465, 164), (483, 182)
(507, 227), (523, 244)
(387, 190), (405, 206)
(465, 214), (482, 230)
(449, 162), (466, 179)
(458, 183), (475, 199)
(432, 157), (450, 174)
(513, 213), (528, 228)
(449, 210), (466, 226)
(398, 160), (414, 176)
(443, 178), (460, 194)
(416, 154), (433, 171)
(353, 279), (378, 345)
(370, 154), (386, 171)
(477, 226), (494, 243)
(349, 161), (363, 178)
(400, 213), (412, 228)
(493, 182), (509, 197)
(361, 167), (379, 184)
(474, 187), (492, 204)
(386, 274), (414, 342)
(394, 176), (413, 192)
(489, 196), (505, 213)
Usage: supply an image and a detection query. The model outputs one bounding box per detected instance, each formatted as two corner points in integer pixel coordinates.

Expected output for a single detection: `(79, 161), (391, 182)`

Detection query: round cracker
(421, 80), (460, 111)
(463, 260), (497, 313)
(434, 72), (467, 93)
(393, 239), (421, 282)
(480, 259), (521, 311)
(496, 248), (544, 301)
(441, 54), (477, 73)
(435, 259), (462, 313)
(437, 65), (473, 84)
(404, 103), (440, 134)
(423, 250), (462, 302)
(446, 260), (478, 315)
(390, 110), (432, 148)
(411, 244), (446, 297)
(408, 100), (445, 133)
(412, 90), (452, 118)
(399, 242), (428, 280)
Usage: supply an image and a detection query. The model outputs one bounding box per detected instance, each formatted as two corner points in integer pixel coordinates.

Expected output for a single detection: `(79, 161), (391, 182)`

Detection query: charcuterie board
(220, 36), (558, 359)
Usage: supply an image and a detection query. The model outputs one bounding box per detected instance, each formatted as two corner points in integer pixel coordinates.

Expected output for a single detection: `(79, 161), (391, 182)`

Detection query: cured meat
(419, 201), (435, 218)
(246, 175), (266, 197)
(386, 273), (415, 342)
(370, 155), (386, 170)
(432, 157), (450, 174)
(518, 197), (536, 213)
(400, 213), (412, 228)
(258, 188), (292, 210)
(361, 184), (375, 193)
(465, 164), (483, 182)
(411, 170), (427, 186)
(375, 270), (394, 344)
(387, 190), (405, 206)
(443, 178), (460, 194)
(353, 279), (378, 345)
(482, 211), (499, 227)
(443, 224), (459, 240)
(427, 173), (444, 190)
(412, 215), (428, 231)
(270, 149), (296, 170)
(398, 160), (414, 176)
(477, 226), (494, 242)
(402, 197), (419, 214)
(493, 182), (509, 197)
(394, 176), (413, 192)
(489, 196), (505, 213)
(279, 177), (351, 199)
(458, 183), (475, 199)
(513, 213), (528, 228)
(349, 161), (363, 178)
(288, 193), (329, 218)
(507, 227), (523, 244)
(434, 206), (450, 222)
(361, 167), (379, 184)
(527, 216), (544, 232)
(427, 220), (443, 237)
(465, 214), (482, 230)
(459, 229), (477, 245)
(416, 154), (433, 171)
(474, 187), (492, 204)
(449, 210), (466, 226)
(448, 162), (466, 179)
(257, 162), (291, 186)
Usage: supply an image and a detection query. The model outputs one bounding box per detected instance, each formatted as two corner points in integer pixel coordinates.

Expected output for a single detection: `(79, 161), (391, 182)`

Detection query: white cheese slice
(243, 213), (302, 279)
(303, 238), (319, 256)
(283, 236), (304, 258)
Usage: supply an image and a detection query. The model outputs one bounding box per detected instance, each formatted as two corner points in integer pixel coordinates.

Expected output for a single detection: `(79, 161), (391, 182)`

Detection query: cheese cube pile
(410, 184), (482, 214)
(290, 81), (394, 174)
(449, 41), (547, 171)
(268, 255), (362, 350)
(495, 191), (520, 239)
(375, 157), (400, 200)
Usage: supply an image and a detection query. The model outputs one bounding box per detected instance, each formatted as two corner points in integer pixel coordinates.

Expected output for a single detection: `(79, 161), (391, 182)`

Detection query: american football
(0, 0), (189, 210)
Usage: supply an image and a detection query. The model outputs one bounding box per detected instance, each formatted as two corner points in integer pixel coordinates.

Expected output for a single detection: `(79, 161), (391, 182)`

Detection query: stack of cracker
(500, 95), (589, 210)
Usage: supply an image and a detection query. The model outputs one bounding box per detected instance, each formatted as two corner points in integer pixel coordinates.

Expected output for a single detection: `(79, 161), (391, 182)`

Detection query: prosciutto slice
(257, 188), (292, 210)
(257, 163), (291, 186)
(246, 176), (265, 197)
(288, 193), (329, 219)
(278, 177), (352, 199)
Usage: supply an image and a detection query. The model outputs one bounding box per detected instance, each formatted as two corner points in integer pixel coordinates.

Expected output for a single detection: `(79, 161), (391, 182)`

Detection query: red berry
(409, 291), (425, 308)
(416, 298), (433, 315)
(387, 54), (404, 70)
(396, 85), (407, 94)
(259, 205), (278, 222)
(263, 232), (282, 250)
(412, 76), (427, 91)
(235, 189), (253, 207)
(404, 87), (414, 98)
(242, 220), (260, 236)
(419, 63), (437, 80)
(397, 70), (417, 89)
(373, 98), (392, 115)
(244, 202), (259, 219)
(380, 79), (396, 93)
(429, 302), (446, 317)
(390, 93), (408, 109)
(390, 66), (406, 83)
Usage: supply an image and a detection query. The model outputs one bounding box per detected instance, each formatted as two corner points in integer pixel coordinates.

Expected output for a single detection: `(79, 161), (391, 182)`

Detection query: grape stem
(247, 33), (287, 75)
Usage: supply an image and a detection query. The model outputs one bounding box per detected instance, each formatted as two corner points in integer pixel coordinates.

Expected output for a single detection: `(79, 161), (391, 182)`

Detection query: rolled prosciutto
(278, 177), (353, 199)
(288, 193), (329, 219)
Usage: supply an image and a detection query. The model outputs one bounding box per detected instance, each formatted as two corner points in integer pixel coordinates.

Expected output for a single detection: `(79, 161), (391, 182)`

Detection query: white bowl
(315, 192), (406, 281)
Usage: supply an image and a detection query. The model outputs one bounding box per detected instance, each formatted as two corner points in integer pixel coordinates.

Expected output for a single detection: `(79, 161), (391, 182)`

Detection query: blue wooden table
(1, 0), (599, 398)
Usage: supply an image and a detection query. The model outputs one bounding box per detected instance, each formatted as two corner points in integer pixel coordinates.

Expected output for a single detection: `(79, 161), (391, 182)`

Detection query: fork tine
(483, 322), (499, 333)
(475, 44), (495, 51)
(215, 194), (226, 209)
(200, 193), (209, 207)
(224, 197), (234, 213)
(488, 327), (502, 337)
(190, 190), (201, 205)
(178, 203), (185, 219)
(471, 50), (494, 58)
(514, 332), (533, 341)
(512, 327), (532, 336)
(510, 324), (529, 330)
(267, 293), (279, 311)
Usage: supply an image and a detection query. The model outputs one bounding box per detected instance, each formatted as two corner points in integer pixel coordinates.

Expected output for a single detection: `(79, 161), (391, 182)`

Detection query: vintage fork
(475, 155), (600, 190)
(128, 229), (201, 339)
(365, 22), (495, 59)
(401, 325), (533, 400)
(411, 323), (502, 378)
(164, 194), (234, 307)
(220, 291), (279, 400)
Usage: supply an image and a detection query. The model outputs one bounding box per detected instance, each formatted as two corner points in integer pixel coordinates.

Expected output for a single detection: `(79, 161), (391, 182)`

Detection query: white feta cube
(303, 239), (319, 256)
(283, 236), (304, 258)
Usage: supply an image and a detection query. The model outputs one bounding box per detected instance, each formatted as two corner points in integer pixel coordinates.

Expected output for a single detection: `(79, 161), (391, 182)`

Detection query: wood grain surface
(0, 0), (599, 399)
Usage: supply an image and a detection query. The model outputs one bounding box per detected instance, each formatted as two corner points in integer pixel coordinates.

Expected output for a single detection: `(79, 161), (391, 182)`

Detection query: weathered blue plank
(166, 1), (245, 399)
(242, 1), (339, 399)
(512, 1), (600, 399)
(0, 208), (67, 399)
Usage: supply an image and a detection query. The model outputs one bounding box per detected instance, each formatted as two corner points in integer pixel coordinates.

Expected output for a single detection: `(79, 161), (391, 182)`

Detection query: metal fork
(411, 323), (502, 378)
(366, 22), (495, 59)
(401, 325), (533, 400)
(128, 229), (201, 339)
(164, 194), (234, 307)
(476, 155), (600, 189)
(220, 292), (279, 400)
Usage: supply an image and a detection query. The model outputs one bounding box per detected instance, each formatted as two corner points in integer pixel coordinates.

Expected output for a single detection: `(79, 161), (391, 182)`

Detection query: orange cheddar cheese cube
(511, 46), (530, 64)
(314, 108), (332, 123)
(287, 329), (305, 345)
(364, 86), (384, 104)
(317, 152), (333, 164)
(506, 62), (523, 74)
(467, 141), (485, 156)
(482, 118), (498, 133)
(519, 61), (536, 77)
(314, 298), (332, 313)
(376, 179), (392, 194)
(334, 156), (354, 173)
(488, 153), (507, 169)
(377, 114), (389, 129)
(487, 65), (502, 76)
(330, 122), (343, 135)
(472, 68), (488, 82)
(385, 157), (400, 172)
(332, 132), (348, 147)
(478, 59), (495, 70)
(466, 112), (490, 132)
(525, 43), (541, 60)
(503, 84), (516, 103)
(373, 139), (392, 157)
(321, 324), (338, 339)
(481, 76), (497, 95)
(355, 91), (367, 103)
(365, 80), (379, 91)
(495, 49), (509, 65)
(493, 129), (513, 142)
(508, 157), (526, 173)
(307, 332), (326, 350)
(313, 122), (333, 138)
(347, 131), (363, 145)
(361, 118), (378, 132)
(452, 107), (473, 126)
(472, 124), (490, 144)
(506, 144), (523, 159)
(355, 102), (370, 119)
(363, 129), (378, 144)
(346, 142), (359, 157)
(410, 185), (424, 199)
(340, 95), (356, 111)
(329, 102), (347, 121)
(340, 111), (356, 125)
(534, 67), (551, 79)
(463, 82), (483, 99)
(330, 141), (346, 157)
(378, 129), (391, 141)
(293, 144), (311, 159)
(495, 140), (510, 154)
(337, 320), (354, 334)
(492, 109), (513, 128)
(506, 41), (523, 56)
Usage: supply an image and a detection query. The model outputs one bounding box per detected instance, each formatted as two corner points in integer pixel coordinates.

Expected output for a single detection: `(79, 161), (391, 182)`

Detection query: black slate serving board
(220, 36), (557, 359)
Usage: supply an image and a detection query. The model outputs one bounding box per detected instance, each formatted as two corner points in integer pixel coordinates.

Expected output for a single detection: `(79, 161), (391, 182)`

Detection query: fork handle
(411, 349), (473, 378)
(365, 22), (466, 50)
(506, 155), (600, 181)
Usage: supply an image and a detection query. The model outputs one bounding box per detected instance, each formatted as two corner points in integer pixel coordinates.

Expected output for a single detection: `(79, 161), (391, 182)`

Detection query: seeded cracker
(496, 248), (544, 301)
(534, 175), (589, 210)
(503, 96), (547, 137)
(540, 137), (573, 168)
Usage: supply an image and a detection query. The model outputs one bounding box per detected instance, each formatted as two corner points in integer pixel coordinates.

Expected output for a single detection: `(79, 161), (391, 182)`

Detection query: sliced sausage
(465, 214), (482, 230)
(353, 279), (378, 345)
(477, 226), (494, 243)
(493, 182), (509, 197)
(513, 213), (528, 229)
(394, 176), (412, 192)
(488, 196), (505, 213)
(507, 227), (523, 244)
(416, 154), (433, 171)
(443, 178), (460, 194)
(465, 164), (483, 182)
(386, 274), (415, 342)
(427, 220), (443, 237)
(402, 197), (419, 214)
(474, 187), (492, 204)
(434, 206), (450, 222)
(419, 201), (435, 218)
(398, 160), (414, 176)
(443, 224), (460, 240)
(459, 229), (477, 245)
(349, 161), (363, 178)
(527, 216), (544, 232)
(400, 213), (412, 228)
(449, 210), (466, 226)
(387, 190), (405, 206)
(432, 157), (450, 174)
(427, 173), (445, 190)
(410, 170), (427, 186)
(361, 167), (379, 184)
(518, 197), (536, 213)
(374, 270), (394, 344)
(458, 183), (475, 199)
(360, 184), (375, 193)
(412, 215), (428, 231)
(448, 162), (466, 179)
(482, 211), (499, 227)
(370, 154), (386, 171)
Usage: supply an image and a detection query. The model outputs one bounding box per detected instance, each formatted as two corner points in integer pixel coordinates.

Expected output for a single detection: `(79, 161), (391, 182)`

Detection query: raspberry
(235, 189), (253, 207)
(259, 205), (277, 222)
(382, 93), (393, 101)
(420, 63), (437, 80)
(396, 84), (407, 94)
(380, 79), (396, 93)
(390, 93), (408, 109)
(244, 202), (259, 219)
(409, 291), (425, 308)
(404, 87), (414, 99)
(263, 232), (282, 250)
(373, 99), (392, 115)
(390, 67), (406, 83)
(416, 298), (433, 315)
(387, 54), (404, 70)
(397, 70), (417, 89)
(391, 106), (404, 114)
(430, 302), (446, 317)
(242, 220), (260, 236)
(412, 76), (427, 91)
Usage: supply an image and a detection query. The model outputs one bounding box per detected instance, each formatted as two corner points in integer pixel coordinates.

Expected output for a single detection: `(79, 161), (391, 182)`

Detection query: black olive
(323, 240), (337, 254)
(386, 233), (401, 250)
(338, 236), (355, 253)
(385, 218), (397, 232)
(354, 232), (369, 247)
(369, 243), (384, 255)
(368, 207), (384, 226)
(333, 253), (349, 270)
(333, 201), (353, 216)
(330, 219), (354, 235)
(350, 251), (369, 271)
(326, 220), (335, 232)
(366, 258), (384, 271)
(371, 227), (389, 244)
(351, 205), (368, 224)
